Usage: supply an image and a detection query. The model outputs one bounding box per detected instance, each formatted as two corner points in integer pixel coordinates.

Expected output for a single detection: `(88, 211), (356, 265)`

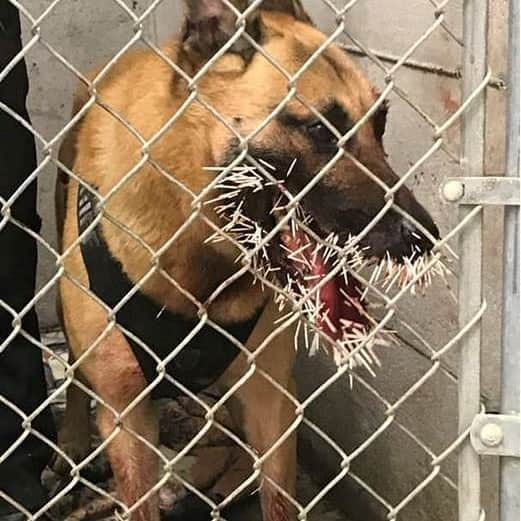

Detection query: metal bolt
(480, 423), (504, 447)
(443, 180), (465, 202)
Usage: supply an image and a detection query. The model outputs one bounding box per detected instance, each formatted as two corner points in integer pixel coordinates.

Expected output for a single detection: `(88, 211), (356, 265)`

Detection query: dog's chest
(77, 185), (260, 398)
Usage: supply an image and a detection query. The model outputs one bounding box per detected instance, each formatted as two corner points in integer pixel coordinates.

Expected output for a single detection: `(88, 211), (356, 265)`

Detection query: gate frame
(456, 1), (520, 520)
(499, 1), (520, 520)
(458, 1), (488, 519)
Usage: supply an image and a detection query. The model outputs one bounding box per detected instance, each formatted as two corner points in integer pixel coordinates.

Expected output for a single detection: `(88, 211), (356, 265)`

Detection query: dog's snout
(396, 186), (439, 242)
(400, 217), (439, 254)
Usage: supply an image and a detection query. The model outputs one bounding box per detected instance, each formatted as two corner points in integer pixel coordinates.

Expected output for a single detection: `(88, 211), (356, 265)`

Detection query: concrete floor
(223, 470), (346, 521)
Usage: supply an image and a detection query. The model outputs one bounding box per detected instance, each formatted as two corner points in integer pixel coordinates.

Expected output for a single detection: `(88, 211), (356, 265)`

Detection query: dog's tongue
(280, 231), (368, 341)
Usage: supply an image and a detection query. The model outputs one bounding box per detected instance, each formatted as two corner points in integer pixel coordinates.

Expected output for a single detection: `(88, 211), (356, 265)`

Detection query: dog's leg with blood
(60, 246), (161, 520)
(221, 301), (298, 521)
(97, 399), (159, 521)
(81, 330), (160, 521)
(247, 376), (297, 521)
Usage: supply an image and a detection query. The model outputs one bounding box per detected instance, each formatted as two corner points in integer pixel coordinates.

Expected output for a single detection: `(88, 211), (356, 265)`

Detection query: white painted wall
(19, 1), (507, 519)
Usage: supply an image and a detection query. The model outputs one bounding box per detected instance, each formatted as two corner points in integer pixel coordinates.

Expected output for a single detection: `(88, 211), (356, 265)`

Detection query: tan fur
(58, 9), (385, 521)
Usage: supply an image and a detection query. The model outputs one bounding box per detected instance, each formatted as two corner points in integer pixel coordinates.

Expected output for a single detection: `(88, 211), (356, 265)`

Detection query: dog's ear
(182, 0), (311, 61)
(182, 0), (251, 60)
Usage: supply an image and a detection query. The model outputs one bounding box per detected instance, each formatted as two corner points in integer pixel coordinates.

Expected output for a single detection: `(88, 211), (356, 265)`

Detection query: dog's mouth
(205, 162), (447, 375)
(271, 226), (370, 340)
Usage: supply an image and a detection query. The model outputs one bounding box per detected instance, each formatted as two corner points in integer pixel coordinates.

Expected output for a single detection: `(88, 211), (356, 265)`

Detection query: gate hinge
(470, 413), (520, 457)
(442, 177), (520, 205)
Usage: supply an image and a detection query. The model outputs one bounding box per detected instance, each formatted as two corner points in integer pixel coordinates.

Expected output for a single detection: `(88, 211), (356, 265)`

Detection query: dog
(55, 1), (439, 520)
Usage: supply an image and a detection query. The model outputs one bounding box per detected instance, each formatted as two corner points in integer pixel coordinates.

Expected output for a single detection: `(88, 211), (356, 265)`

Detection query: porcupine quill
(203, 161), (450, 381)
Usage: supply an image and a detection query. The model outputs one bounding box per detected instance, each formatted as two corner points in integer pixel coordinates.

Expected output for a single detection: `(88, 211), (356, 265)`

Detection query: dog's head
(178, 0), (440, 358)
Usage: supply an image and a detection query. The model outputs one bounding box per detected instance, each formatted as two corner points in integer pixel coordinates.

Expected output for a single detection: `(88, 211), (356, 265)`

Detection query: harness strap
(77, 185), (261, 399)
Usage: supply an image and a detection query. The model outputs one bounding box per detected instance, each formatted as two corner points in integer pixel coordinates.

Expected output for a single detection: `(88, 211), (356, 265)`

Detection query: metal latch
(442, 177), (520, 205)
(470, 413), (520, 457)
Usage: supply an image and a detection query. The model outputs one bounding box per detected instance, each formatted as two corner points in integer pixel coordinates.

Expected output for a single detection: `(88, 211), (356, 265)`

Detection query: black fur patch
(77, 185), (261, 399)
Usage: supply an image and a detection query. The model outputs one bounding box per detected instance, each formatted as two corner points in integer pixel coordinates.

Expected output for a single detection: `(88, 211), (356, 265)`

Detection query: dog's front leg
(97, 398), (160, 521)
(234, 373), (297, 521)
(221, 301), (298, 521)
(86, 331), (161, 521)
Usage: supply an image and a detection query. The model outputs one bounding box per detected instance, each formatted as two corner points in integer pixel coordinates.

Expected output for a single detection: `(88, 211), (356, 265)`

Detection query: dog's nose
(400, 218), (439, 254)
(395, 185), (440, 244)
(400, 219), (418, 242)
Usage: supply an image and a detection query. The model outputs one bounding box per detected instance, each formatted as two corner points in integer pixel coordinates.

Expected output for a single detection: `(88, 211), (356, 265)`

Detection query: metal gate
(452, 2), (519, 521)
(0, 1), (519, 520)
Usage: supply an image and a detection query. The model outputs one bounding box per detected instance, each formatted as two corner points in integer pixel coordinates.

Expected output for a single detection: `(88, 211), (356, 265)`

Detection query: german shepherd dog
(56, 1), (439, 520)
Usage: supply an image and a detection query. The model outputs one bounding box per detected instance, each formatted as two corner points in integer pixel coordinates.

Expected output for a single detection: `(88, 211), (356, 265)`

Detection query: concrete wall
(22, 0), (168, 327)
(20, 1), (507, 519)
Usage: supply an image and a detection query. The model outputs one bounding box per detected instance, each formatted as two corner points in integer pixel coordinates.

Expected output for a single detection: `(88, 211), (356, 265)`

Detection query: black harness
(77, 185), (261, 399)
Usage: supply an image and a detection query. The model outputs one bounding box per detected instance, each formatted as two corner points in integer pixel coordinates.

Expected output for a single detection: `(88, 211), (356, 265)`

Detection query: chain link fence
(0, 1), (518, 521)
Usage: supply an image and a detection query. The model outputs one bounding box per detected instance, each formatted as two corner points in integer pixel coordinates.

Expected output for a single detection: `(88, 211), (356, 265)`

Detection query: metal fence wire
(0, 1), (519, 521)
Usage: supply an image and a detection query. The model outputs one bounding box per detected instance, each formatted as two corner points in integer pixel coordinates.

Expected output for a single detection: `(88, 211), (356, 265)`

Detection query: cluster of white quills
(204, 161), (450, 380)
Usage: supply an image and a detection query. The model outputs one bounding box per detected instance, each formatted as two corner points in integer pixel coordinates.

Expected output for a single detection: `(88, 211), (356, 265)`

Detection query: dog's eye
(307, 121), (337, 148)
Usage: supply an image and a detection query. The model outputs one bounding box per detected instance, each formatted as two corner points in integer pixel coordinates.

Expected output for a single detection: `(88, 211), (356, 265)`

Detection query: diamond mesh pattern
(0, 1), (503, 520)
